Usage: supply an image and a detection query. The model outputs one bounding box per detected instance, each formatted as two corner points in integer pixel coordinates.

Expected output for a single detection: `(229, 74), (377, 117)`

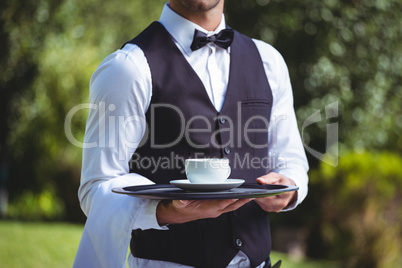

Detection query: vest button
(219, 117), (226, 124)
(232, 210), (238, 217)
(224, 147), (231, 155)
(235, 238), (243, 247)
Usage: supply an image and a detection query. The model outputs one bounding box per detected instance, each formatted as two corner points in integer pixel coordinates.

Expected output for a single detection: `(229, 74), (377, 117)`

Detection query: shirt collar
(158, 3), (227, 56)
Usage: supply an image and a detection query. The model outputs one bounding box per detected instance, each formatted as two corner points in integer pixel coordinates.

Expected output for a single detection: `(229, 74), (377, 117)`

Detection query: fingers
(204, 199), (243, 218)
(172, 199), (194, 208)
(256, 172), (296, 186)
(173, 199), (235, 209)
(219, 198), (253, 214)
(171, 198), (253, 219)
(257, 173), (284, 185)
(254, 172), (298, 212)
(254, 195), (292, 213)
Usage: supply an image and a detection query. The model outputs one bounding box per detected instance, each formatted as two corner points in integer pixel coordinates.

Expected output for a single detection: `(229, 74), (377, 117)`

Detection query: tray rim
(112, 183), (299, 200)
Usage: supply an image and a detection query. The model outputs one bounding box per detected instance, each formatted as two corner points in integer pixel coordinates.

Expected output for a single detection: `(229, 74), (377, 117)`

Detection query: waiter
(74, 1), (309, 267)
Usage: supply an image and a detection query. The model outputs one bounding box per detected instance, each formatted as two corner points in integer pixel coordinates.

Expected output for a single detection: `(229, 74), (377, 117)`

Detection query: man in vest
(74, 1), (309, 267)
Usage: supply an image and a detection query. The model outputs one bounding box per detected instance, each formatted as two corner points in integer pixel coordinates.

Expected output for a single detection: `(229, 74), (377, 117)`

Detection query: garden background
(0, 0), (401, 267)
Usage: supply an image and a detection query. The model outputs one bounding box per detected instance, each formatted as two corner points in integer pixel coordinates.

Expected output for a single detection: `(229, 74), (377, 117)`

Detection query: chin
(178, 0), (222, 12)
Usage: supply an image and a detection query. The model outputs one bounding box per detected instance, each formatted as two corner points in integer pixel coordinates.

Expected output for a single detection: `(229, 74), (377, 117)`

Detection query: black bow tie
(190, 29), (234, 51)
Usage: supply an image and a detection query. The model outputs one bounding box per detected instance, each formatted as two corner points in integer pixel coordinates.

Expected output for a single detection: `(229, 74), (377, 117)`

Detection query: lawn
(0, 221), (338, 268)
(0, 221), (83, 268)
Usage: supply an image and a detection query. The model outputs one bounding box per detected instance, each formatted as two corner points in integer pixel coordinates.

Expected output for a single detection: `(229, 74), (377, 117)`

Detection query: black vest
(126, 22), (273, 268)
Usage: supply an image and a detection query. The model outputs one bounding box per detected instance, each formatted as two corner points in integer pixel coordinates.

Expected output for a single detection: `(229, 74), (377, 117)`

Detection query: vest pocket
(240, 99), (271, 107)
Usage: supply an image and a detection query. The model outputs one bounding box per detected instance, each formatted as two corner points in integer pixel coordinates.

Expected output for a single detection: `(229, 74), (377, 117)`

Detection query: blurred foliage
(304, 151), (402, 267)
(0, 0), (164, 221)
(226, 0), (402, 166)
(7, 188), (64, 221)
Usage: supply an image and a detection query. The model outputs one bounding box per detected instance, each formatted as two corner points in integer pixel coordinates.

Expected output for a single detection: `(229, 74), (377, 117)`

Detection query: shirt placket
(206, 44), (225, 112)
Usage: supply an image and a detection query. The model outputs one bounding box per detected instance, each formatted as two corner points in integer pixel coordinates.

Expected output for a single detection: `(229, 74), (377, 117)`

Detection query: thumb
(256, 176), (267, 184)
(256, 174), (280, 185)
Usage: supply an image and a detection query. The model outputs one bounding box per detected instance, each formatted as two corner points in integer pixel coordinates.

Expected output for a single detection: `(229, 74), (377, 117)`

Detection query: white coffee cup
(185, 158), (231, 184)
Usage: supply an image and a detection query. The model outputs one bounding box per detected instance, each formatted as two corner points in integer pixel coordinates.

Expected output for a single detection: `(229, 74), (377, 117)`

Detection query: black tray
(112, 183), (298, 200)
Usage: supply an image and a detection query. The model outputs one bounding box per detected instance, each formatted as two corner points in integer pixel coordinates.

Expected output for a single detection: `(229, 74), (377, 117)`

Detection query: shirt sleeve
(253, 39), (309, 210)
(74, 44), (166, 268)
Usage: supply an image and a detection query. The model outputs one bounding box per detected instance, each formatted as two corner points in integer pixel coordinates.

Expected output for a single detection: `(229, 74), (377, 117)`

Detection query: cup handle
(226, 166), (231, 179)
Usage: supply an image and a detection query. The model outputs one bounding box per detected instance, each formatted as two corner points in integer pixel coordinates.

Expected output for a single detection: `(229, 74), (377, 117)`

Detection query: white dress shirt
(73, 4), (308, 268)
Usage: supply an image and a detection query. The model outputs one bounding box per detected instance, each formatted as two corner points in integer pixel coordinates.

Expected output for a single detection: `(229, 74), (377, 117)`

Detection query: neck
(169, 1), (224, 31)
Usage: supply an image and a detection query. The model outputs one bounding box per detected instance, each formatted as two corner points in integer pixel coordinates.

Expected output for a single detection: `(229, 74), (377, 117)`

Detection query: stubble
(176, 0), (221, 12)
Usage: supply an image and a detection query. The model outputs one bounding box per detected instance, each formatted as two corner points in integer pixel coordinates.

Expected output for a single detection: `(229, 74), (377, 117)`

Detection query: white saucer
(170, 179), (245, 192)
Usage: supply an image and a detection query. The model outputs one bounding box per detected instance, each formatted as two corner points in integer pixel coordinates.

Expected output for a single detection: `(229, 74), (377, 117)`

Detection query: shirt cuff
(133, 199), (169, 230)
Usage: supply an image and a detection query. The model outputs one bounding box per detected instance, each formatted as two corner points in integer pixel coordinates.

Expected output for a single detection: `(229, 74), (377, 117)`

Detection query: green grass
(0, 220), (338, 268)
(0, 221), (83, 268)
(269, 251), (339, 268)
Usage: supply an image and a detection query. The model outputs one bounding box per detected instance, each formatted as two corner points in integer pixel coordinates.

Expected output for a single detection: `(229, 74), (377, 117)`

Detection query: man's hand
(156, 198), (253, 226)
(255, 172), (297, 213)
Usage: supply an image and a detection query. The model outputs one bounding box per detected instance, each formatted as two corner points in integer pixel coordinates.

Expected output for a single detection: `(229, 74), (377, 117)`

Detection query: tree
(225, 0), (402, 167)
(1, 0), (164, 221)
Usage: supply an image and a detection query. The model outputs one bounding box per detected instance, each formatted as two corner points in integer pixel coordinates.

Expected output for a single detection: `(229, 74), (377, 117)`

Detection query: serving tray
(112, 183), (298, 200)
